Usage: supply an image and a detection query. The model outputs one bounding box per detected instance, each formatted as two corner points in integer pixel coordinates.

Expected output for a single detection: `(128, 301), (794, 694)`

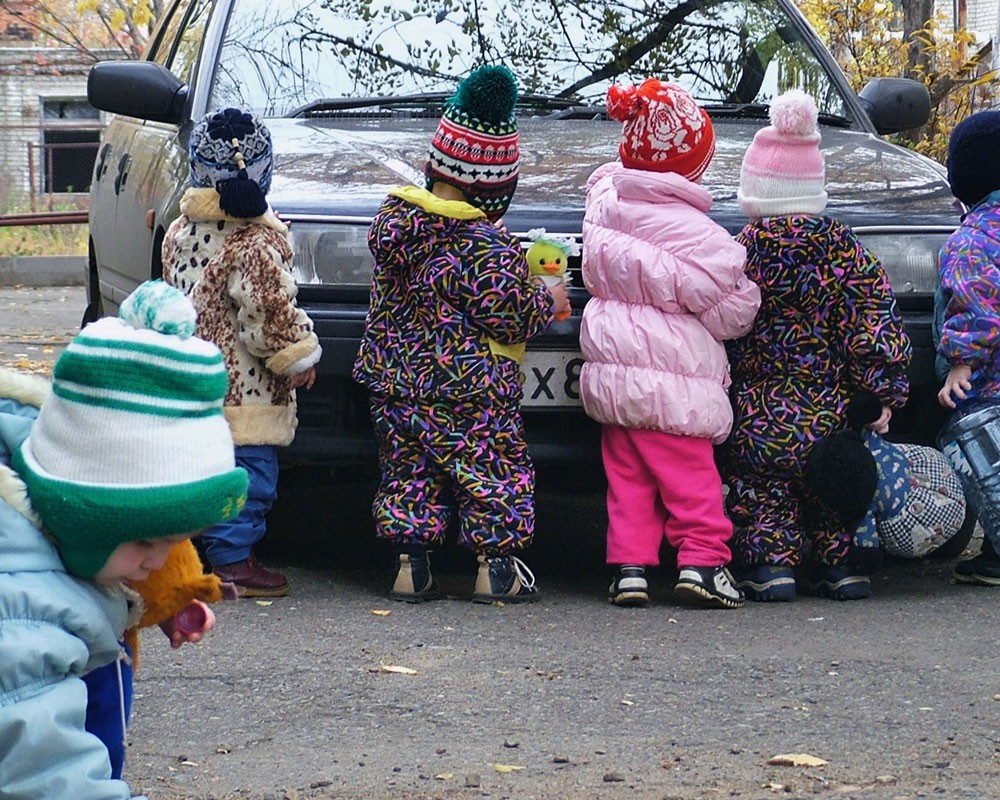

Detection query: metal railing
(0, 211), (88, 226)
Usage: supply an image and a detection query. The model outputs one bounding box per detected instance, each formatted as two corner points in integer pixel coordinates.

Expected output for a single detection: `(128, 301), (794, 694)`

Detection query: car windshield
(210, 0), (852, 121)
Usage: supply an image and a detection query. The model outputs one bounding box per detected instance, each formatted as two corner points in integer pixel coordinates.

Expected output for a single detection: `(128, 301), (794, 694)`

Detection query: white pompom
(118, 279), (197, 339)
(769, 90), (818, 137)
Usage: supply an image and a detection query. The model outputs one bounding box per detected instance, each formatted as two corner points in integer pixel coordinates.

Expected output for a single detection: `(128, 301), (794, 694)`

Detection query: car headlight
(856, 228), (955, 296)
(287, 220), (374, 286)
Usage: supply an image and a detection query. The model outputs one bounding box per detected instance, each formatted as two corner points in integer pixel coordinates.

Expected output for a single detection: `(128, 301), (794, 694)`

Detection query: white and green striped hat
(13, 280), (248, 579)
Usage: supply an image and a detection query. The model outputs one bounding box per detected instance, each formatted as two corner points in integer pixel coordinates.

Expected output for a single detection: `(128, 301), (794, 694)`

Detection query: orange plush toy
(125, 539), (231, 668)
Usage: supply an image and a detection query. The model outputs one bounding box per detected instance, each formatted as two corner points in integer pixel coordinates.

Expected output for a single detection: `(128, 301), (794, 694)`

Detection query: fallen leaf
(380, 664), (418, 675)
(434, 772), (453, 780)
(767, 753), (828, 767)
(620, 699), (634, 706)
(492, 763), (526, 773)
(254, 600), (273, 607)
(370, 609), (392, 616)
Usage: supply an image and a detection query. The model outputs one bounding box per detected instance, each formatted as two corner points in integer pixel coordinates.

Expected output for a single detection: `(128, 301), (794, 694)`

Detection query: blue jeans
(198, 445), (279, 567)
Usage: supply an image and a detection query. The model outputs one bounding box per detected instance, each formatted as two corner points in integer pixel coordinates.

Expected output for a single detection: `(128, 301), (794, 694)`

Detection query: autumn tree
(7, 0), (159, 57)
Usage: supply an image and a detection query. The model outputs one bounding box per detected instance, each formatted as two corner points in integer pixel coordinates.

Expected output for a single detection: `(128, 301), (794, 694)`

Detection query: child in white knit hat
(0, 280), (248, 799)
(718, 89), (912, 601)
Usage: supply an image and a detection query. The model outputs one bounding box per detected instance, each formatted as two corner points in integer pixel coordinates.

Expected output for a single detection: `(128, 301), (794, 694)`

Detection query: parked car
(86, 0), (961, 479)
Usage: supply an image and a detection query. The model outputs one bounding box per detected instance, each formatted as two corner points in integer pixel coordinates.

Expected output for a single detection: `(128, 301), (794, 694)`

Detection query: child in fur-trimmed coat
(162, 107), (322, 598)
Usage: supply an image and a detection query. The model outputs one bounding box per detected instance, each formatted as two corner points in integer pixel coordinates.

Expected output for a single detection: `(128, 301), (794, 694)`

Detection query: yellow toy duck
(526, 227), (578, 322)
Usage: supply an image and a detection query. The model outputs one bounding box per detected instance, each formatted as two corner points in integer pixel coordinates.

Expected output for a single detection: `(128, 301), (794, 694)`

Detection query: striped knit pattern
(14, 282), (248, 578)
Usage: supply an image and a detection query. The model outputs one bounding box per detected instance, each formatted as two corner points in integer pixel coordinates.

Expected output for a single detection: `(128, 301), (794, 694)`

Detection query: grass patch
(0, 224), (88, 258)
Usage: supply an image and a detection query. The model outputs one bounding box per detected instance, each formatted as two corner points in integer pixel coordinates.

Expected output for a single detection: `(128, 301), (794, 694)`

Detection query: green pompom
(119, 279), (197, 339)
(452, 64), (518, 125)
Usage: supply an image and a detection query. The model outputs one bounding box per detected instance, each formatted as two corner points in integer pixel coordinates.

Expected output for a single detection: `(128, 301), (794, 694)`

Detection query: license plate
(521, 350), (584, 406)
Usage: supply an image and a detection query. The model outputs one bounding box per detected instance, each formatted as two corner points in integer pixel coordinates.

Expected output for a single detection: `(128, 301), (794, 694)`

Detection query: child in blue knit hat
(163, 107), (323, 598)
(0, 281), (248, 799)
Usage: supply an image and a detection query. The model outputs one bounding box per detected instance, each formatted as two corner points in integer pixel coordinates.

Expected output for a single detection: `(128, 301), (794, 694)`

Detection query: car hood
(267, 115), (960, 234)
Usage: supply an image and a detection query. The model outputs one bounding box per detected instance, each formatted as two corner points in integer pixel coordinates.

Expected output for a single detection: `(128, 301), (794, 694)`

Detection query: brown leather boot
(213, 555), (289, 598)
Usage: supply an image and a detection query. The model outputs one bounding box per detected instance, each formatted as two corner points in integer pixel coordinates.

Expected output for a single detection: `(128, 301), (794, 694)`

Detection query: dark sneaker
(213, 555), (289, 598)
(390, 551), (441, 603)
(952, 544), (1000, 586)
(804, 565), (871, 600)
(674, 565), (745, 609)
(609, 565), (649, 607)
(731, 565), (797, 602)
(473, 554), (539, 604)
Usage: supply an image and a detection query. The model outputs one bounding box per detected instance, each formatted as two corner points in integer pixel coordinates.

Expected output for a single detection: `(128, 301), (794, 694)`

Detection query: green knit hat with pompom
(13, 280), (248, 579)
(424, 64), (520, 221)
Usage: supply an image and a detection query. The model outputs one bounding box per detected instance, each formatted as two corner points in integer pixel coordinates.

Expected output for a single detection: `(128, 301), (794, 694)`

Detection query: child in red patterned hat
(580, 78), (760, 609)
(353, 64), (569, 604)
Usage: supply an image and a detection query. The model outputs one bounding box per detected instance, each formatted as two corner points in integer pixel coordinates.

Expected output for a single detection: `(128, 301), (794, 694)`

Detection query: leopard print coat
(162, 188), (321, 446)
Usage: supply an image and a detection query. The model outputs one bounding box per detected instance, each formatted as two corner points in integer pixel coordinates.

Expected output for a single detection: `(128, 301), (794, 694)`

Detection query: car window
(209, 0), (851, 121)
(147, 0), (214, 85)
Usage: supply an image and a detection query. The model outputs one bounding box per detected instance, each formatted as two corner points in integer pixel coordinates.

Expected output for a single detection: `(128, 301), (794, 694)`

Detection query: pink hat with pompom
(738, 89), (827, 218)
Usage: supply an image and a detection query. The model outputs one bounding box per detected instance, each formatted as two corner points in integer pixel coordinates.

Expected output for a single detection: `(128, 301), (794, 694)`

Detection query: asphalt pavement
(2, 286), (999, 800)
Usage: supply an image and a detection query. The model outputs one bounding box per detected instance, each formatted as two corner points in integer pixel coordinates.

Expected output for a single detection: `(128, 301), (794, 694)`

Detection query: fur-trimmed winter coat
(162, 188), (322, 446)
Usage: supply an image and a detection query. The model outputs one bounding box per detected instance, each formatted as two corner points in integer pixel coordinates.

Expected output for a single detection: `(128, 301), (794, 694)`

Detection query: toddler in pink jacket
(581, 78), (760, 609)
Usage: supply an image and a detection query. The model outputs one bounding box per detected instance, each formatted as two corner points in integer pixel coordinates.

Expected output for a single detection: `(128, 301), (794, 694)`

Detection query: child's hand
(938, 364), (973, 409)
(546, 280), (570, 321)
(867, 405), (892, 435)
(159, 600), (216, 649)
(289, 366), (317, 391)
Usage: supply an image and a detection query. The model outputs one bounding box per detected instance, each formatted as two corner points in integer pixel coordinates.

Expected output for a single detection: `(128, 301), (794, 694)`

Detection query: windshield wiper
(703, 102), (851, 128)
(290, 93), (603, 119)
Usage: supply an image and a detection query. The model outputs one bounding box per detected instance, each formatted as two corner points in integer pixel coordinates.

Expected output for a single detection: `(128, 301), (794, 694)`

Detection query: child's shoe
(674, 565), (745, 609)
(609, 565), (649, 607)
(731, 564), (797, 602)
(390, 550), (441, 603)
(473, 554), (539, 603)
(804, 564), (871, 600)
(952, 537), (1000, 585)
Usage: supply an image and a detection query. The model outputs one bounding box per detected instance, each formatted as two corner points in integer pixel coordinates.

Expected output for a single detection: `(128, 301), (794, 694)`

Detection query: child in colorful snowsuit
(352, 65), (568, 604)
(162, 107), (322, 598)
(0, 281), (248, 799)
(580, 78), (761, 609)
(935, 109), (1000, 586)
(720, 90), (911, 601)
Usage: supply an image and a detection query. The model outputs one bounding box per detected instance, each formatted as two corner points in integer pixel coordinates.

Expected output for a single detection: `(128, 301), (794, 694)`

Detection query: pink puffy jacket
(580, 163), (760, 443)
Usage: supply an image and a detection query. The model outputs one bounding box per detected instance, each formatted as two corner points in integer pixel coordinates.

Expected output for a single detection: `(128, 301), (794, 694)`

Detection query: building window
(39, 98), (101, 193)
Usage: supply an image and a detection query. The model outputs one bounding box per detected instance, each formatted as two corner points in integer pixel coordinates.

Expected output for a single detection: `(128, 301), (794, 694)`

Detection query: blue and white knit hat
(13, 280), (248, 579)
(189, 107), (273, 219)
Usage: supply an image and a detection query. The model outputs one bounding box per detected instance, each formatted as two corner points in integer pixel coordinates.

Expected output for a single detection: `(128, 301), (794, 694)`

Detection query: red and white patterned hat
(606, 78), (715, 181)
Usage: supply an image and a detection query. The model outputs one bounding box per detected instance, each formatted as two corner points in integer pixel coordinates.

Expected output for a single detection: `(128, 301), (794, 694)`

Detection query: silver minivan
(87, 0), (960, 472)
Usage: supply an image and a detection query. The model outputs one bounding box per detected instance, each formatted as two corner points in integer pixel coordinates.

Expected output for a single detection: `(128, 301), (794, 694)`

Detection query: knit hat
(189, 107), (273, 219)
(606, 78), (715, 181)
(946, 110), (1000, 207)
(738, 89), (828, 218)
(13, 280), (248, 579)
(424, 64), (520, 222)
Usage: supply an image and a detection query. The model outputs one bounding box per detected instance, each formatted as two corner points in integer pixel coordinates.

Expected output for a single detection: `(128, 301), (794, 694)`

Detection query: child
(580, 78), (761, 609)
(162, 107), (322, 598)
(720, 90), (911, 601)
(0, 280), (248, 799)
(935, 109), (1000, 586)
(352, 64), (568, 604)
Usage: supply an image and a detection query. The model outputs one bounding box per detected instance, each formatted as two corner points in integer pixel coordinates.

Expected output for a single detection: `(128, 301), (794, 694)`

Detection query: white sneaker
(609, 565), (649, 607)
(674, 565), (745, 609)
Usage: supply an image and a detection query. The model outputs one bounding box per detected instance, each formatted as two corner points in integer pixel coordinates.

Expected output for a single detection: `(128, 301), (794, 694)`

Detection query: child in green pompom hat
(0, 280), (248, 799)
(354, 64), (570, 604)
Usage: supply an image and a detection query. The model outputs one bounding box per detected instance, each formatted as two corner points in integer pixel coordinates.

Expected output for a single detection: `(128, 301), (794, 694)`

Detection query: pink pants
(603, 425), (732, 568)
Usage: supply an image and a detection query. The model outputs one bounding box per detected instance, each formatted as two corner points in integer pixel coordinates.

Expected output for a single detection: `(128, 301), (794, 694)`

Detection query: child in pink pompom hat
(718, 89), (912, 602)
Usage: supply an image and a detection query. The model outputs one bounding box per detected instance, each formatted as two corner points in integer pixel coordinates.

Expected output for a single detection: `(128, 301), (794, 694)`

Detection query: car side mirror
(859, 77), (931, 135)
(88, 61), (188, 125)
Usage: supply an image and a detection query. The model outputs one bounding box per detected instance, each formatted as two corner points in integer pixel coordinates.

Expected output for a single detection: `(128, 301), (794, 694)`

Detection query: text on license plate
(521, 350), (583, 407)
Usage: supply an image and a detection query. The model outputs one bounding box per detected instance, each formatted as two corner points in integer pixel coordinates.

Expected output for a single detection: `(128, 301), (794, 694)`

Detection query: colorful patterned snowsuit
(720, 215), (911, 569)
(353, 186), (553, 554)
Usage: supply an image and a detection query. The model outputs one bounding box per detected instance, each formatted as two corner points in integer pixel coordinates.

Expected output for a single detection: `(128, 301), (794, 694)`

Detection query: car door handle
(114, 153), (131, 195)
